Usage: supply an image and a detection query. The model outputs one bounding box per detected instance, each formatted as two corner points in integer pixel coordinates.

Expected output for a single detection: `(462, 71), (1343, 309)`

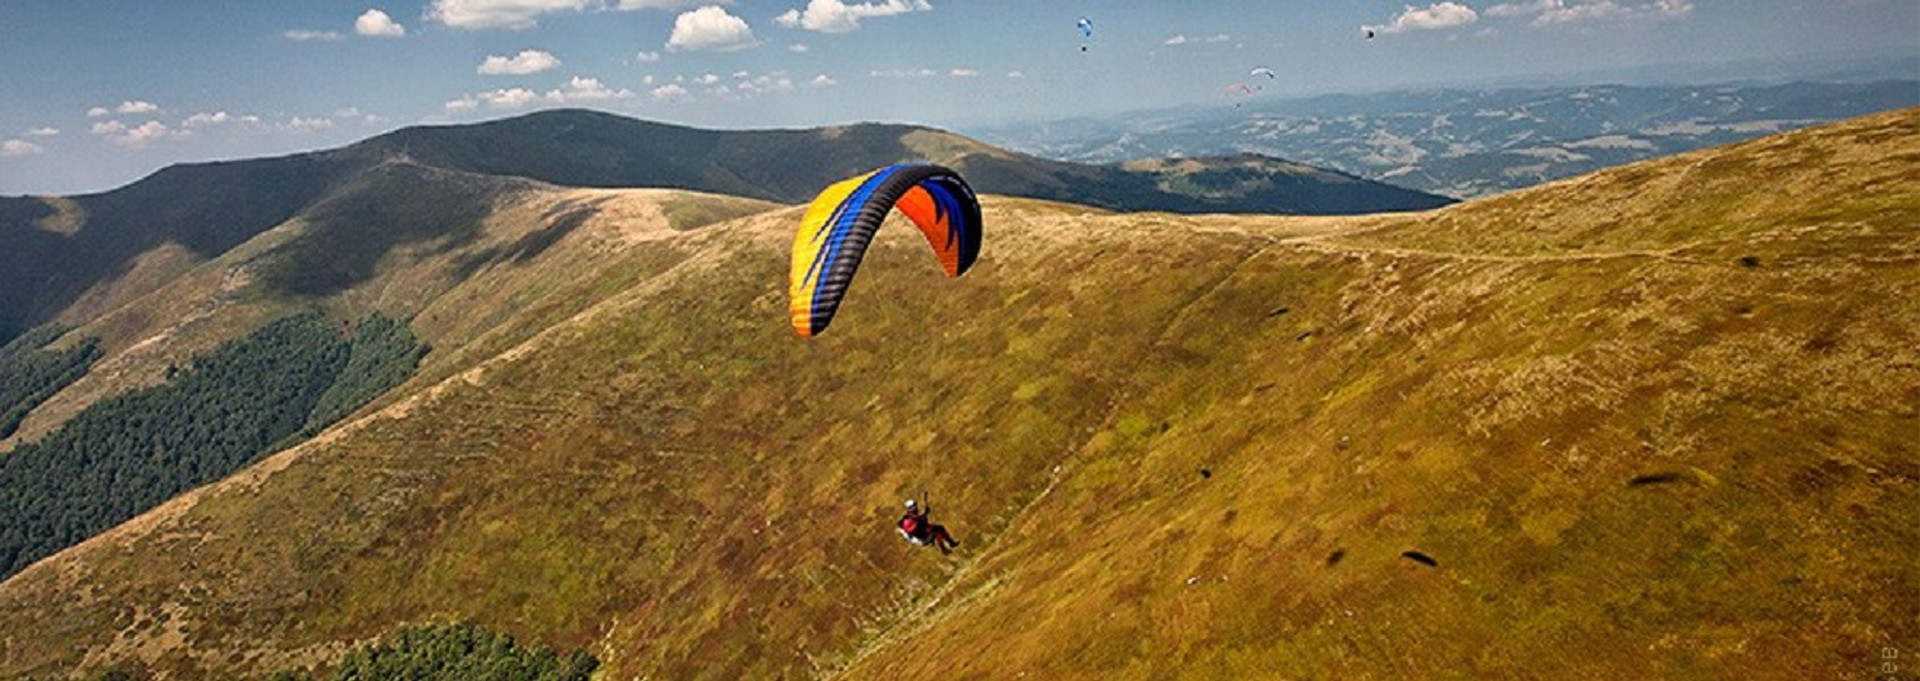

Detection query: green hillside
(0, 311), (425, 580)
(0, 110), (1449, 346)
(0, 109), (1909, 679)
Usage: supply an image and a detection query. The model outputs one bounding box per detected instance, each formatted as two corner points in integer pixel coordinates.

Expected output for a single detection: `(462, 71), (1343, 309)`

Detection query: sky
(1, 0), (1915, 196)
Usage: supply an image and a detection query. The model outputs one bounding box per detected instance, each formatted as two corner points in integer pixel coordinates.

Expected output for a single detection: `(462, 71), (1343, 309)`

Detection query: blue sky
(2, 0), (1915, 195)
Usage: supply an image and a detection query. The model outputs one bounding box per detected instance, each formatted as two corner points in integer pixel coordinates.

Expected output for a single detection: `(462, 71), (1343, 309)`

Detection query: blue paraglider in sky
(1077, 16), (1093, 51)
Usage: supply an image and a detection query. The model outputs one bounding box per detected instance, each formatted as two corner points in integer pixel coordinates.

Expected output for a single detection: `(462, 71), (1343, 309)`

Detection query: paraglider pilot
(899, 499), (960, 554)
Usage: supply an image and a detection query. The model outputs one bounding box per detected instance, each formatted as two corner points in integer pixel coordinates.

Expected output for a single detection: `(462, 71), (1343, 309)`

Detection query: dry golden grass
(0, 109), (1913, 680)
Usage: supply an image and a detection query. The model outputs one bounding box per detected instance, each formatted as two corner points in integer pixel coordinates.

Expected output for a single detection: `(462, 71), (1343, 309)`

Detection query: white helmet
(904, 499), (918, 509)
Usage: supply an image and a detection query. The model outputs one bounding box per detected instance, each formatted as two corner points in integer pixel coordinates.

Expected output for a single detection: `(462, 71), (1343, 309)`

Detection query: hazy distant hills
(0, 109), (1451, 342)
(975, 79), (1920, 198)
(0, 105), (1911, 679)
(362, 109), (1450, 215)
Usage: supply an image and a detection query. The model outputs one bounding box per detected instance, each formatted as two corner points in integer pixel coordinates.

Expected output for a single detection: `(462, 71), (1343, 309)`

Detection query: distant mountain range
(0, 109), (1451, 342)
(973, 80), (1920, 198)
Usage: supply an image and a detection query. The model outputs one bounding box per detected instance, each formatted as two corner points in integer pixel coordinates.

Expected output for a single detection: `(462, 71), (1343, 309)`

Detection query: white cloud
(642, 74), (656, 85)
(117, 100), (160, 114)
(123, 122), (173, 146)
(636, 49), (662, 62)
(788, 42), (809, 52)
(546, 76), (635, 102)
(86, 107), (111, 118)
(441, 88), (547, 110)
(1488, 0), (1693, 26)
(949, 68), (977, 77)
(1, 140), (44, 157)
(1365, 2), (1479, 35)
(284, 29), (345, 41)
(483, 88), (541, 108)
(127, 121), (172, 142)
(1486, 0), (1551, 16)
(183, 111), (234, 127)
(808, 73), (837, 87)
(25, 127), (59, 137)
(616, 0), (723, 8)
(773, 0), (929, 34)
(869, 68), (937, 78)
(90, 120), (174, 148)
(667, 6), (757, 50)
(736, 74), (795, 95)
(1652, 0), (1695, 19)
(336, 108), (384, 125)
(650, 83), (693, 101)
(479, 49), (562, 75)
(356, 9), (407, 36)
(694, 72), (722, 84)
(1164, 33), (1231, 46)
(428, 0), (590, 30)
(288, 116), (335, 132)
(1541, 2), (1634, 24)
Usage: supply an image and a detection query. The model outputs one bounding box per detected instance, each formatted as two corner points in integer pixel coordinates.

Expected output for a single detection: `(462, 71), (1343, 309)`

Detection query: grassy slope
(845, 108), (1919, 681)
(0, 161), (775, 452)
(0, 110), (1913, 679)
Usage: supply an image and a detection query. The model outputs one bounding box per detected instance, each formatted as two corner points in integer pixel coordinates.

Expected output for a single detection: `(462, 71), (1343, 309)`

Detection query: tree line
(0, 325), (103, 440)
(0, 311), (426, 580)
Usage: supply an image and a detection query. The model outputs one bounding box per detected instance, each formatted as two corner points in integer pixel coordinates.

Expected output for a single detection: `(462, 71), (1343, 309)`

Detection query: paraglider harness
(899, 508), (933, 546)
(899, 491), (935, 547)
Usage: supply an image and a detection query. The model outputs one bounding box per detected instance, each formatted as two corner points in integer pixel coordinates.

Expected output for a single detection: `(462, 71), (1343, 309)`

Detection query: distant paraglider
(1249, 67), (1276, 91)
(1364, 27), (1376, 40)
(1227, 82), (1254, 107)
(789, 164), (983, 338)
(1077, 16), (1094, 51)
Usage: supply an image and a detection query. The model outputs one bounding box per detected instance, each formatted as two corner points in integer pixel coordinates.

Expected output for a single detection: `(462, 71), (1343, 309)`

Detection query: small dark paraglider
(1402, 550), (1439, 567)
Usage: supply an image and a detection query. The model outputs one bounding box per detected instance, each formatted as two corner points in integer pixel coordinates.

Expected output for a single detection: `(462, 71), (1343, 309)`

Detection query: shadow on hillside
(261, 164), (525, 297)
(0, 156), (361, 338)
(449, 197), (610, 279)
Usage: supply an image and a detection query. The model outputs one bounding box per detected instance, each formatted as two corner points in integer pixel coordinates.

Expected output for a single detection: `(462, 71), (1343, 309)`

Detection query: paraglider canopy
(789, 163), (984, 338)
(1077, 16), (1093, 51)
(1250, 67), (1276, 79)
